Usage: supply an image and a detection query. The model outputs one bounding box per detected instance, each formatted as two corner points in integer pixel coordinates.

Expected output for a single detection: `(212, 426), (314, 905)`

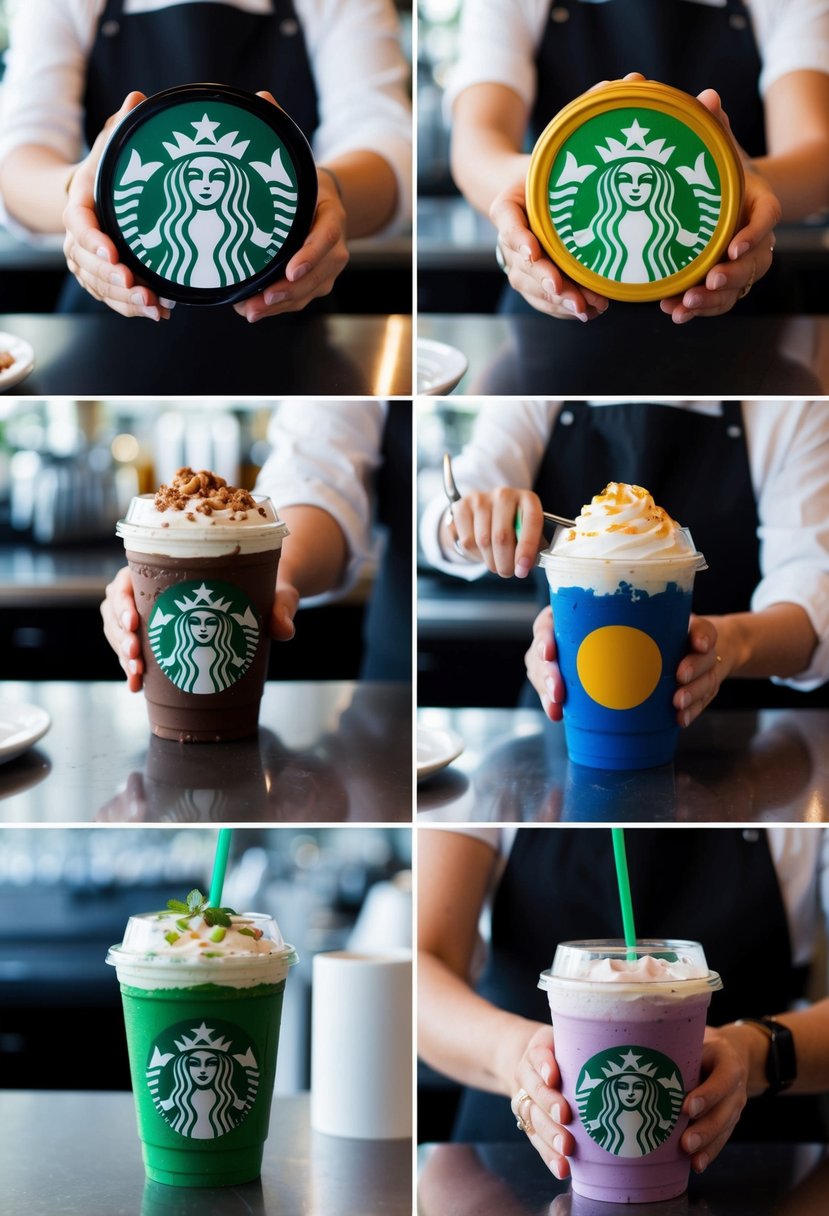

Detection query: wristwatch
(735, 1017), (797, 1095)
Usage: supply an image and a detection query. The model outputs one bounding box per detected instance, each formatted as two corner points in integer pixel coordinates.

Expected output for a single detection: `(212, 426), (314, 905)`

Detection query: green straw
(208, 828), (233, 908)
(611, 828), (638, 961)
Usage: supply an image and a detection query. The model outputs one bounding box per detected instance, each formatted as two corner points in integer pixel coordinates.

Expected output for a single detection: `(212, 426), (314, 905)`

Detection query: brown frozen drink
(117, 469), (289, 743)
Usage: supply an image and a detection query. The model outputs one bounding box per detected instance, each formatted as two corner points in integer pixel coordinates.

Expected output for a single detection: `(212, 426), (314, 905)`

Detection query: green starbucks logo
(549, 109), (721, 284)
(147, 1019), (260, 1139)
(575, 1045), (684, 1157)
(113, 101), (299, 288)
(148, 580), (260, 694)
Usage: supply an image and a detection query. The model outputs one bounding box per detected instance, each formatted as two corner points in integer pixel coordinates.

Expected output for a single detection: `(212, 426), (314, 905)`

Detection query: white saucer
(0, 331), (35, 392)
(417, 725), (464, 782)
(416, 338), (468, 396)
(0, 703), (51, 765)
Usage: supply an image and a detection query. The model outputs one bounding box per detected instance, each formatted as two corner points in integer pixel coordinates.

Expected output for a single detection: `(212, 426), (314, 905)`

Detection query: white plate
(417, 338), (468, 396)
(0, 331), (35, 392)
(417, 725), (464, 782)
(0, 703), (51, 765)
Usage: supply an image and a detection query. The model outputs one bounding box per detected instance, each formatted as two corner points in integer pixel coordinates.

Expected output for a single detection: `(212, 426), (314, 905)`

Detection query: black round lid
(94, 84), (318, 306)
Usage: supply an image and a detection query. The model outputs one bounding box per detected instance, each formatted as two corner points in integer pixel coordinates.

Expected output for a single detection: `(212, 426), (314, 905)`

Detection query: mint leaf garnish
(164, 931), (180, 946)
(165, 889), (237, 930)
(203, 907), (234, 929)
(186, 889), (203, 914)
(167, 899), (190, 914)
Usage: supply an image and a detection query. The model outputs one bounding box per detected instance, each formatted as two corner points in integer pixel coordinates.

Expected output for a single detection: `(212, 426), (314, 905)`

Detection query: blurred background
(0, 825), (412, 1092)
(0, 398), (410, 683)
(417, 1), (829, 317)
(0, 0), (413, 317)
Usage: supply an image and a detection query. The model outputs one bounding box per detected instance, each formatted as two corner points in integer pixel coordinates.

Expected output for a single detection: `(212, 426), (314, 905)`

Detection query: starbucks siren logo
(113, 105), (299, 288)
(575, 1045), (684, 1157)
(549, 110), (722, 284)
(147, 1019), (260, 1139)
(148, 580), (260, 694)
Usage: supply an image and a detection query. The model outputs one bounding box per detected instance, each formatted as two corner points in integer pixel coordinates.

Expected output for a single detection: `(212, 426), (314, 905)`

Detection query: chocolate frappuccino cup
(107, 909), (298, 1188)
(117, 470), (289, 743)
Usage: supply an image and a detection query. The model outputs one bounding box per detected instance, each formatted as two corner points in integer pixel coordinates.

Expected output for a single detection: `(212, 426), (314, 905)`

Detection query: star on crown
(174, 1022), (233, 1053)
(163, 113), (250, 161)
(173, 583), (233, 614)
(596, 118), (675, 165)
(602, 1049), (659, 1078)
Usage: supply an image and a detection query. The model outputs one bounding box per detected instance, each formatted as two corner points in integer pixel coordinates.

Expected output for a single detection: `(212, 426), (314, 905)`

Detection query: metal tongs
(442, 452), (576, 534)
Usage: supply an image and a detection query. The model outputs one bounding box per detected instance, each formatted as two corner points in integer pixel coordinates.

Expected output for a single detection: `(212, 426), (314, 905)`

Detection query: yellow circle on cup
(576, 625), (663, 710)
(526, 79), (744, 302)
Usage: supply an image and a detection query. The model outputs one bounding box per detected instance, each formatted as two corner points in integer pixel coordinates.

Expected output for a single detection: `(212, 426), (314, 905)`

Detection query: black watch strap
(736, 1017), (797, 1095)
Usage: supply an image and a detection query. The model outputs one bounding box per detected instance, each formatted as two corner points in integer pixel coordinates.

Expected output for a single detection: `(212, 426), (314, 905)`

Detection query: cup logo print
(549, 110), (721, 284)
(147, 1019), (260, 1139)
(148, 580), (260, 694)
(113, 102), (299, 288)
(575, 1045), (684, 1157)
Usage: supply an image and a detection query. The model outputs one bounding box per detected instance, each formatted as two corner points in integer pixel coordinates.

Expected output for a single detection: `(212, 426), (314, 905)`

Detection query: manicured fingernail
(695, 1154), (709, 1174)
(540, 1063), (553, 1086)
(289, 262), (311, 282)
(551, 1159), (565, 1180)
(130, 291), (145, 305)
(683, 710), (692, 727)
(264, 290), (288, 306)
(128, 660), (139, 675)
(553, 1134), (564, 1154)
(121, 611), (132, 630)
(109, 272), (125, 287)
(542, 278), (557, 298)
(515, 557), (532, 578)
(120, 637), (133, 656)
(520, 244), (532, 262)
(96, 247), (109, 260)
(159, 297), (176, 309)
(552, 1103), (563, 1123)
(675, 312), (693, 325)
(688, 1097), (704, 1118)
(685, 1133), (701, 1153)
(563, 298), (579, 314)
(732, 241), (750, 259)
(678, 692), (690, 710)
(711, 273), (727, 289)
(545, 676), (560, 703)
(698, 636), (710, 653)
(684, 293), (703, 309)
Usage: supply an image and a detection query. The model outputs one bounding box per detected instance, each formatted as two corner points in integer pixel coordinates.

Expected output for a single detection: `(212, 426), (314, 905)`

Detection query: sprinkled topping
(154, 468), (258, 516)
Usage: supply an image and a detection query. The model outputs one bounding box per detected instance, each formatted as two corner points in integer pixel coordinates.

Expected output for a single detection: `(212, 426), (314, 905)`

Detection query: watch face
(95, 85), (318, 306)
(526, 81), (743, 303)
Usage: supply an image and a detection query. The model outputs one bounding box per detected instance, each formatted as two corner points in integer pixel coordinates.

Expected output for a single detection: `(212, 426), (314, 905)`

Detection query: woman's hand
(101, 566), (144, 691)
(63, 92), (173, 321)
(510, 1026), (575, 1180)
(524, 606), (565, 722)
(446, 487), (545, 577)
(674, 615), (730, 727)
(660, 88), (780, 324)
(680, 1026), (751, 1173)
(490, 173), (609, 321)
(234, 92), (348, 323)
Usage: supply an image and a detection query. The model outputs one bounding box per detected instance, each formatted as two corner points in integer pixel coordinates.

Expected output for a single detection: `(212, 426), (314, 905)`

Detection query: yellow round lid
(526, 79), (744, 303)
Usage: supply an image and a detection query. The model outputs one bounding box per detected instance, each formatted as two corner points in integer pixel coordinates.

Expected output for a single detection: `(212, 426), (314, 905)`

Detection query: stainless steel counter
(418, 1140), (829, 1215)
(417, 313), (829, 396)
(417, 706), (829, 823)
(0, 681), (412, 823)
(0, 1090), (411, 1216)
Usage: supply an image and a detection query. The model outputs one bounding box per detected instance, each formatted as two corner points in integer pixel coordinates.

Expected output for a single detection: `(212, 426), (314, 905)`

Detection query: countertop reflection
(0, 681), (412, 823)
(417, 707), (829, 823)
(418, 1140), (829, 1216)
(0, 1091), (411, 1216)
(417, 314), (829, 396)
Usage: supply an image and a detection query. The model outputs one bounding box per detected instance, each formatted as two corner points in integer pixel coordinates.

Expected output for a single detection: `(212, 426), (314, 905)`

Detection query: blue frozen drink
(539, 484), (706, 770)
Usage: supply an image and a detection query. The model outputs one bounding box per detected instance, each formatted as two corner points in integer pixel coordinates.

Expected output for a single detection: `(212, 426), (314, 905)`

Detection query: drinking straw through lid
(209, 828), (233, 907)
(611, 828), (638, 961)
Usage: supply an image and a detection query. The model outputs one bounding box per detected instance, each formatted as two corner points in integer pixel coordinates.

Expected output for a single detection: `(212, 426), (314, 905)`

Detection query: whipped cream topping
(585, 955), (709, 983)
(553, 483), (695, 559)
(113, 911), (291, 960)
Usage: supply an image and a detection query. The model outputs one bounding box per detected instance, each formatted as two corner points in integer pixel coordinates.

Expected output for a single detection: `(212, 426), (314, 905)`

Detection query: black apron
(361, 402), (412, 681)
(529, 402), (827, 709)
(505, 0), (778, 315)
(62, 0), (320, 312)
(453, 828), (824, 1143)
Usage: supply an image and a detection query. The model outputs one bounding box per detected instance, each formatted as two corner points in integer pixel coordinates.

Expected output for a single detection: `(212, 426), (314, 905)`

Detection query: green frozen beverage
(107, 895), (297, 1187)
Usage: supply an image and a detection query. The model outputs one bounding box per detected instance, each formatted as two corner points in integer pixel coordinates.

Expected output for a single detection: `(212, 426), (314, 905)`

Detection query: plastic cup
(107, 913), (298, 1188)
(117, 495), (289, 742)
(538, 550), (706, 769)
(539, 939), (722, 1204)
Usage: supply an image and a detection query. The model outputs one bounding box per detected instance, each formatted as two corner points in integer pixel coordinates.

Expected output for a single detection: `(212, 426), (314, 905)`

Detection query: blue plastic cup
(538, 551), (706, 770)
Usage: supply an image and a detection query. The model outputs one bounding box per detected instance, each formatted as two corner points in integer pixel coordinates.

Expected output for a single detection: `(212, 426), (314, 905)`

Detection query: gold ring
(716, 655), (723, 664)
(513, 1088), (534, 1135)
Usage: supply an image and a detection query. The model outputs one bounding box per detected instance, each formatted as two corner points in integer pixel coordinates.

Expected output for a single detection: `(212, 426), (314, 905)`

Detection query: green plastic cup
(107, 912), (297, 1188)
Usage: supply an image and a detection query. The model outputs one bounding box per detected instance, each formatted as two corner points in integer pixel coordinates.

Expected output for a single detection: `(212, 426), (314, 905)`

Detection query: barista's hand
(674, 615), (728, 727)
(524, 606), (565, 722)
(63, 92), (173, 321)
(490, 172), (609, 321)
(510, 1025), (574, 1179)
(680, 1026), (751, 1172)
(660, 88), (780, 324)
(270, 582), (300, 641)
(101, 566), (144, 692)
(445, 487), (545, 577)
(234, 93), (349, 323)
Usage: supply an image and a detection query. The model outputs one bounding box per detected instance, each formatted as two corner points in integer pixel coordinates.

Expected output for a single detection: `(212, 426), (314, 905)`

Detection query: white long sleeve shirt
(0, 0), (412, 233)
(419, 400), (829, 690)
